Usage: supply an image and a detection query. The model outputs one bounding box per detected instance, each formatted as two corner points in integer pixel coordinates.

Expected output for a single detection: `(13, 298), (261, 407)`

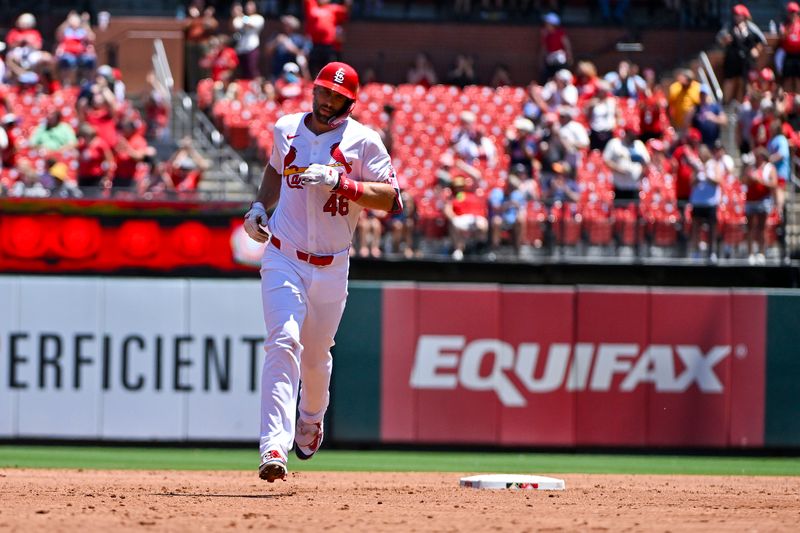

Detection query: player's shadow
(153, 492), (294, 499)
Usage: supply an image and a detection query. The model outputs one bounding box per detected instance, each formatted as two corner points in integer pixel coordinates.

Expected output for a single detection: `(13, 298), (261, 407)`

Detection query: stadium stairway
(170, 92), (256, 202)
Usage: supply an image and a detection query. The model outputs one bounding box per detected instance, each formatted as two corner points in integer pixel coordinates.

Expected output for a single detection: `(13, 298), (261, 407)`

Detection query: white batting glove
(243, 201), (269, 243)
(299, 164), (341, 189)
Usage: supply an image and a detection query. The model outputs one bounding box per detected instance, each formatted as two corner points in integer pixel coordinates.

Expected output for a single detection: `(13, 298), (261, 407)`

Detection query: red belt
(269, 235), (334, 267)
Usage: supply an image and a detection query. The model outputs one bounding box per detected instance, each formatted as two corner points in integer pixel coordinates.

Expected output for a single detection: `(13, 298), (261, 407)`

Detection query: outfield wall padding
(1, 275), (798, 448)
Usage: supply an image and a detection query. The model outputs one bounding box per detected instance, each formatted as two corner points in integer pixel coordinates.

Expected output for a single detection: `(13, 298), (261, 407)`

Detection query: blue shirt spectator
(768, 129), (791, 181)
(691, 87), (727, 146)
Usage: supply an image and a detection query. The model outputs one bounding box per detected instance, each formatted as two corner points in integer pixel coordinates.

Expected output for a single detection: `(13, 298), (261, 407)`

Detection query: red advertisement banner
(381, 285), (766, 448)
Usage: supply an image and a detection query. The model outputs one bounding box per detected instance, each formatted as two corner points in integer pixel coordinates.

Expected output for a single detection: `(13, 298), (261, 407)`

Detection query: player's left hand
(299, 164), (341, 189)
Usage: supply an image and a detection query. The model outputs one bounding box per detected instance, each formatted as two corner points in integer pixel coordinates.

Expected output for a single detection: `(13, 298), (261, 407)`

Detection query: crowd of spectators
(0, 2), (796, 264)
(191, 3), (795, 263)
(0, 11), (212, 200)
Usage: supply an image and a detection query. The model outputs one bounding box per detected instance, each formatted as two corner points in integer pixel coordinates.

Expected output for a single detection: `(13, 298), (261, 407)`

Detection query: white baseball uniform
(259, 112), (398, 459)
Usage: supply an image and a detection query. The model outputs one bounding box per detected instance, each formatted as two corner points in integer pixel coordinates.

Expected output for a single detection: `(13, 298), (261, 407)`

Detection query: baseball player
(243, 62), (402, 482)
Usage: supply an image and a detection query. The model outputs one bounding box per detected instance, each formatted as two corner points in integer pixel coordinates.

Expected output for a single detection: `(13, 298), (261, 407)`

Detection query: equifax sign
(409, 336), (731, 407)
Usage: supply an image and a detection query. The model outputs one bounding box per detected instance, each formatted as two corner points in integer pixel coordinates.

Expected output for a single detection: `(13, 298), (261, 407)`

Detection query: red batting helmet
(789, 2), (800, 14)
(314, 62), (359, 101)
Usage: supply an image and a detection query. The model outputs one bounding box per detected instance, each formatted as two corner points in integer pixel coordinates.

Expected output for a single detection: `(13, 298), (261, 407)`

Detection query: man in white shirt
(603, 126), (650, 202)
(554, 106), (590, 172)
(232, 0), (265, 79)
(242, 62), (402, 483)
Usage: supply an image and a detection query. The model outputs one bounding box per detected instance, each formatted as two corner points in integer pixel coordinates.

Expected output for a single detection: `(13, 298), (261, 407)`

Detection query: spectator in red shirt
(743, 149), (777, 264)
(200, 35), (239, 86)
(55, 11), (96, 87)
(78, 73), (120, 148)
(444, 175), (488, 261)
(304, 0), (351, 76)
(750, 98), (776, 149)
(162, 137), (210, 194)
(114, 119), (155, 191)
(671, 127), (704, 204)
(5, 13), (53, 84)
(76, 123), (115, 194)
(780, 2), (800, 92)
(575, 60), (601, 103)
(639, 67), (669, 142)
(540, 12), (572, 81)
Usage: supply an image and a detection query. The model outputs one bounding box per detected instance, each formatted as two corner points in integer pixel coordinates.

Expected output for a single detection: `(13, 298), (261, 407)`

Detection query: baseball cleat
(294, 419), (323, 460)
(258, 449), (287, 482)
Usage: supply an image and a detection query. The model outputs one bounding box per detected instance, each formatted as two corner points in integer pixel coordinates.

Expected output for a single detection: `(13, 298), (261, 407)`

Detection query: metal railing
(699, 51), (724, 104)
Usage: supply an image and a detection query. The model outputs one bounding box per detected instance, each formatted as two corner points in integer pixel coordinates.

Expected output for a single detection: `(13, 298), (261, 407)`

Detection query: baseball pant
(258, 244), (348, 458)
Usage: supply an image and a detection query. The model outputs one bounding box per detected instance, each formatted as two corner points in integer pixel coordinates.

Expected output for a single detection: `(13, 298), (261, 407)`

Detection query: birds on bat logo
(282, 144), (353, 189)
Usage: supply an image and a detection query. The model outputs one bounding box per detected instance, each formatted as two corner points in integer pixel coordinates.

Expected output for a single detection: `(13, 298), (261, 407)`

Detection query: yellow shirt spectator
(668, 78), (702, 130)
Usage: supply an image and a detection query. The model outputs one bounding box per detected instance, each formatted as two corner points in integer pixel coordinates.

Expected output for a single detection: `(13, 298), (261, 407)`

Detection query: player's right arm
(254, 163), (282, 211)
(243, 163), (281, 243)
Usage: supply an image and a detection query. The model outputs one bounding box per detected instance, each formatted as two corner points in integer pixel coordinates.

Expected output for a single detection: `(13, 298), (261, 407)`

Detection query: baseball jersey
(268, 112), (398, 255)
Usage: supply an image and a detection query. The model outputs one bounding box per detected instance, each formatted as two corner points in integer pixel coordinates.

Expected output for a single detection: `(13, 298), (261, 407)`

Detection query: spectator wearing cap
(231, 1), (265, 80)
(603, 126), (650, 203)
(668, 69), (701, 131)
(76, 123), (115, 194)
(55, 10), (96, 87)
(505, 117), (537, 178)
(671, 128), (704, 204)
(534, 69), (578, 113)
(406, 52), (438, 89)
(750, 98), (777, 149)
(639, 68), (669, 142)
(586, 80), (618, 151)
(604, 60), (646, 100)
(718, 4), (766, 104)
(543, 161), (579, 203)
(163, 137), (210, 193)
(689, 85), (727, 147)
(744, 148), (777, 264)
(114, 119), (155, 192)
(489, 173), (527, 256)
(304, 0), (352, 76)
(5, 13), (53, 85)
(29, 109), (77, 152)
(451, 111), (496, 164)
(687, 145), (721, 261)
(77, 69), (121, 148)
(553, 106), (590, 173)
(540, 12), (572, 81)
(779, 2), (800, 92)
(444, 175), (489, 261)
(265, 15), (312, 81)
(275, 62), (304, 102)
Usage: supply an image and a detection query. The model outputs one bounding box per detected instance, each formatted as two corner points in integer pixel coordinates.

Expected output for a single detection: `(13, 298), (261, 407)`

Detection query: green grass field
(1, 446), (799, 476)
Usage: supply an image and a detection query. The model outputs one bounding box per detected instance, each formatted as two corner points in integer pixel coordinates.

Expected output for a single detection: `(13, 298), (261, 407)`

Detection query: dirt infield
(0, 469), (798, 532)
